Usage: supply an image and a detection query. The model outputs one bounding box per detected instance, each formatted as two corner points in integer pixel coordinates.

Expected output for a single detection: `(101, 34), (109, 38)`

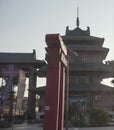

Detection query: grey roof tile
(0, 50), (36, 62)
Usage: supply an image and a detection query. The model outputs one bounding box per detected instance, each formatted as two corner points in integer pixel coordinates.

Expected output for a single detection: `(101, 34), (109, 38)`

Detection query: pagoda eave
(62, 36), (104, 44)
(69, 84), (114, 93)
(68, 45), (109, 51)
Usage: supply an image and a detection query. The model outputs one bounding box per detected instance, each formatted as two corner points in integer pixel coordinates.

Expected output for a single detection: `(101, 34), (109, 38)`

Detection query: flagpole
(0, 78), (3, 115)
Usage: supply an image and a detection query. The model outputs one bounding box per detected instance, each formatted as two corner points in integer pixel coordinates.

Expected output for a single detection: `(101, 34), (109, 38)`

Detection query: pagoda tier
(62, 25), (113, 81)
(62, 36), (104, 46)
(69, 63), (113, 77)
(68, 84), (114, 93)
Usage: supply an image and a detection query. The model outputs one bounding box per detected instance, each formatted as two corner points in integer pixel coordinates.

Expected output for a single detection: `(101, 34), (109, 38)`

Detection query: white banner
(17, 69), (26, 99)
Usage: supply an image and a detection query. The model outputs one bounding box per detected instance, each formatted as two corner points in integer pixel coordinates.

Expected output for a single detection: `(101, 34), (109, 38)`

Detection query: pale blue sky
(0, 0), (114, 87)
(0, 0), (114, 59)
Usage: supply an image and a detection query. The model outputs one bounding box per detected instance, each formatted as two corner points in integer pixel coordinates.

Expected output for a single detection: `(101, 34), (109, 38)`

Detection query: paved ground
(0, 122), (114, 130)
(0, 122), (41, 130)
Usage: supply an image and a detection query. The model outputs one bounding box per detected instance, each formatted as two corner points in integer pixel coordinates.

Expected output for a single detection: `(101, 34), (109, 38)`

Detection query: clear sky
(0, 0), (114, 88)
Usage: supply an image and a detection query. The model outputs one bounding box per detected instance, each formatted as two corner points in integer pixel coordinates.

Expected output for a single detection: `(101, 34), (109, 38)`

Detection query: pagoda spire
(76, 6), (80, 27)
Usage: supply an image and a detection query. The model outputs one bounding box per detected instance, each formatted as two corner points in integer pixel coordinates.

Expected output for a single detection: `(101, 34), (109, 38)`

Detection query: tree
(90, 108), (108, 126)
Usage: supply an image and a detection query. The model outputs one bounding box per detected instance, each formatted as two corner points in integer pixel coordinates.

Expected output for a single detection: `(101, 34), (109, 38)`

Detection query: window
(80, 53), (87, 63)
(78, 76), (88, 84)
(95, 95), (101, 101)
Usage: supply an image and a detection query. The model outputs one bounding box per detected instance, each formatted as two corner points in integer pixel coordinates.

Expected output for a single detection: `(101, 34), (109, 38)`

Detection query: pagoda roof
(63, 35), (104, 40)
(62, 26), (104, 45)
(62, 36), (104, 45)
(65, 26), (90, 36)
(68, 45), (109, 52)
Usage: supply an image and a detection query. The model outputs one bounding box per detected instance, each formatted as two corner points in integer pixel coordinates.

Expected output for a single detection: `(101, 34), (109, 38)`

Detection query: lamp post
(65, 51), (69, 130)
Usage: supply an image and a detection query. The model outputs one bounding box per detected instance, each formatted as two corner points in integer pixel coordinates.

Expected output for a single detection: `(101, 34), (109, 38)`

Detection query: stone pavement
(0, 122), (41, 130)
(0, 122), (114, 130)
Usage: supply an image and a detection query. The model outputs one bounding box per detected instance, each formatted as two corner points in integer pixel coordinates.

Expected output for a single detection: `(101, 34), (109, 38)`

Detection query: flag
(16, 69), (26, 110)
(17, 69), (26, 99)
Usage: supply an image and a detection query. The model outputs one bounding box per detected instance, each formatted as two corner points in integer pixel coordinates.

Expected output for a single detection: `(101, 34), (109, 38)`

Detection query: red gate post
(43, 34), (67, 130)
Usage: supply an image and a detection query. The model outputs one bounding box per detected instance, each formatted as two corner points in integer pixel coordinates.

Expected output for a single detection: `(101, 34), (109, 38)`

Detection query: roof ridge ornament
(76, 6), (80, 28)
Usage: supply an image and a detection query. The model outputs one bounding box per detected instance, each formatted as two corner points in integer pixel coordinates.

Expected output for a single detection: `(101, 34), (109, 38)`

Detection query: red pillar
(43, 34), (67, 130)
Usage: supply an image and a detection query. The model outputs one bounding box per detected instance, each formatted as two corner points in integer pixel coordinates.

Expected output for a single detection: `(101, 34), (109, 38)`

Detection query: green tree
(90, 108), (108, 126)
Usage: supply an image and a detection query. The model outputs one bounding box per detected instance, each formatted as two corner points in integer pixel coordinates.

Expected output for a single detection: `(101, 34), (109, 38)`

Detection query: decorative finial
(76, 6), (80, 27)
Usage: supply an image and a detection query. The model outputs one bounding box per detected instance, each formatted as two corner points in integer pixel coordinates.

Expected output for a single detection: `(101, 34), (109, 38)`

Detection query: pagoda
(61, 11), (114, 119)
(37, 12), (114, 122)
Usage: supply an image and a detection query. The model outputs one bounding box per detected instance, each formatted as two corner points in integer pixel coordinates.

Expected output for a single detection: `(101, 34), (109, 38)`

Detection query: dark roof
(0, 50), (36, 62)
(70, 63), (112, 72)
(62, 35), (104, 42)
(62, 26), (104, 45)
(68, 45), (109, 52)
(65, 26), (90, 36)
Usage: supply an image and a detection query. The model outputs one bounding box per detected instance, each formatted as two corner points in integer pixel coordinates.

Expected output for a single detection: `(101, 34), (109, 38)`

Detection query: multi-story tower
(62, 16), (114, 116)
(37, 15), (114, 122)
